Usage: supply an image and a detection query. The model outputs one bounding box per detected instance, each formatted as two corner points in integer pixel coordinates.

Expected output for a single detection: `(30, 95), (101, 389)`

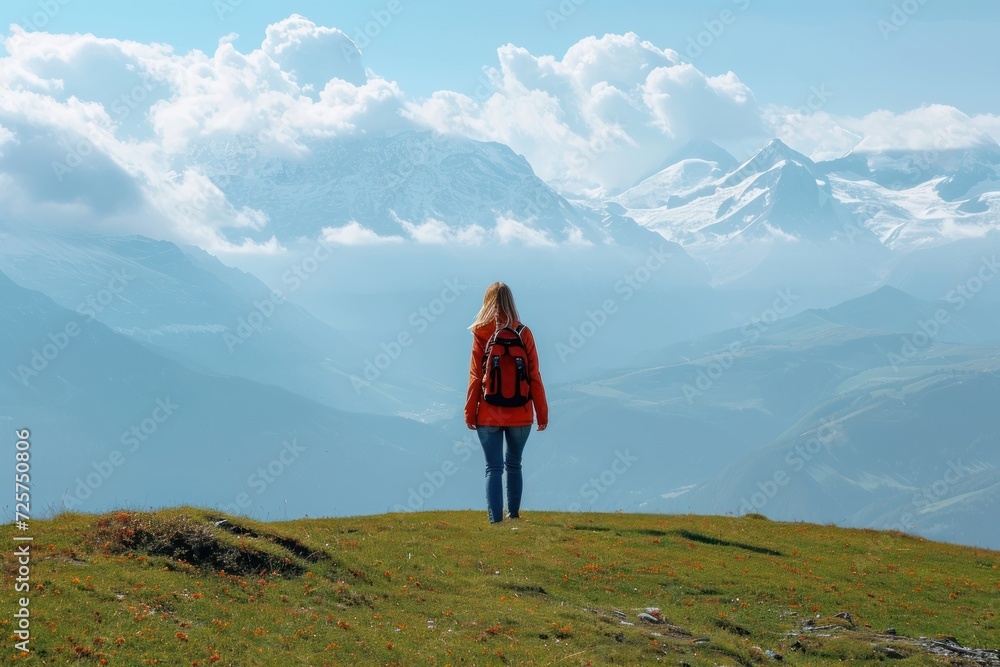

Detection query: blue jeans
(476, 425), (531, 523)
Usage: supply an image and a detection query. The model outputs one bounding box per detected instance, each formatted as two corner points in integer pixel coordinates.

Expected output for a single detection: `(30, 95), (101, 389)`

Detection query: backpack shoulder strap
(514, 324), (528, 347)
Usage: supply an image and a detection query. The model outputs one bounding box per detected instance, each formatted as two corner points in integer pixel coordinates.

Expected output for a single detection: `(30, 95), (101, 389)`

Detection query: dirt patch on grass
(92, 511), (305, 576)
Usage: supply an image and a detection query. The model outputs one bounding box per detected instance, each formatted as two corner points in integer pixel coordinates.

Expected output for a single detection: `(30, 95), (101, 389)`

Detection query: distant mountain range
(192, 129), (1000, 310)
(0, 266), (450, 517)
(192, 131), (666, 247)
(0, 223), (449, 416)
(555, 285), (1000, 548)
(616, 134), (1000, 252)
(4, 127), (1000, 550)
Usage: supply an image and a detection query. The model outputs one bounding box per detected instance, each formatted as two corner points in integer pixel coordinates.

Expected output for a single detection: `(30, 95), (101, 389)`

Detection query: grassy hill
(2, 509), (998, 665)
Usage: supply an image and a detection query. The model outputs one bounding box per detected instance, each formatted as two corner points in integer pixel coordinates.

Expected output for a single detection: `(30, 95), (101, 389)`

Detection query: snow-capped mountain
(616, 139), (739, 208)
(604, 134), (1000, 317)
(614, 136), (1000, 250)
(618, 138), (884, 246)
(617, 136), (1000, 258)
(830, 135), (1000, 197)
(191, 130), (656, 247)
(612, 139), (891, 305)
(821, 137), (1000, 248)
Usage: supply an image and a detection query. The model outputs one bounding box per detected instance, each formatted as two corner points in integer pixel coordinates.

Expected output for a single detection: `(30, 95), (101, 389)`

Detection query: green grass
(2, 508), (999, 665)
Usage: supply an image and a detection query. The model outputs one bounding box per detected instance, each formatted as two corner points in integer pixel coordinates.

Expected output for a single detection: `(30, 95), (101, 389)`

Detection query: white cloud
(940, 217), (995, 241)
(398, 216), (450, 243)
(495, 216), (556, 247)
(396, 215), (487, 245)
(394, 212), (591, 247)
(321, 221), (404, 245)
(0, 16), (411, 252)
(454, 225), (489, 245)
(213, 235), (285, 255)
(564, 227), (593, 247)
(145, 26), (409, 153)
(0, 16), (401, 156)
(261, 14), (365, 90)
(404, 32), (764, 193)
(767, 104), (1000, 160)
(970, 114), (1000, 144)
(850, 106), (995, 153)
(0, 123), (15, 154)
(143, 168), (276, 248)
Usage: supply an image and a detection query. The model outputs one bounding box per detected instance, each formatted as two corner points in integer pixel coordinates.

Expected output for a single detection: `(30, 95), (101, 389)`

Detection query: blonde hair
(469, 282), (520, 330)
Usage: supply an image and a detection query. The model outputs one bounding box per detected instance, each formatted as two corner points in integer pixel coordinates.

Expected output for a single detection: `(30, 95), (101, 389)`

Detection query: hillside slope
(2, 509), (998, 665)
(0, 268), (446, 518)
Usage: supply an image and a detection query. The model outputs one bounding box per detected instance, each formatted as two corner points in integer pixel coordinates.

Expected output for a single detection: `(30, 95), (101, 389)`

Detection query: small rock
(645, 607), (662, 618)
(804, 619), (815, 627)
(835, 612), (853, 624)
(619, 621), (634, 626)
(765, 649), (783, 661)
(885, 627), (897, 635)
(637, 612), (661, 624)
(612, 609), (626, 618)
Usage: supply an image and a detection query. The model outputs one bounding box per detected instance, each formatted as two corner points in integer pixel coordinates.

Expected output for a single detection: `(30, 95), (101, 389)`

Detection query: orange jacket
(465, 322), (548, 427)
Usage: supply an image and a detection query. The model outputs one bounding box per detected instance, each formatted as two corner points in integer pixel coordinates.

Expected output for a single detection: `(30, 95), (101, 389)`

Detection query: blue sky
(2, 0), (997, 116)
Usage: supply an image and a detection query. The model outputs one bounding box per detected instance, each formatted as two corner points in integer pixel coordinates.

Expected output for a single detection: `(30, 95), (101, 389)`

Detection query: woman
(465, 282), (548, 524)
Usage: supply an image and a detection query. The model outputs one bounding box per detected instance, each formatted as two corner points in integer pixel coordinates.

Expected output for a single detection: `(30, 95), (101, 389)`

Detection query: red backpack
(481, 325), (531, 407)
